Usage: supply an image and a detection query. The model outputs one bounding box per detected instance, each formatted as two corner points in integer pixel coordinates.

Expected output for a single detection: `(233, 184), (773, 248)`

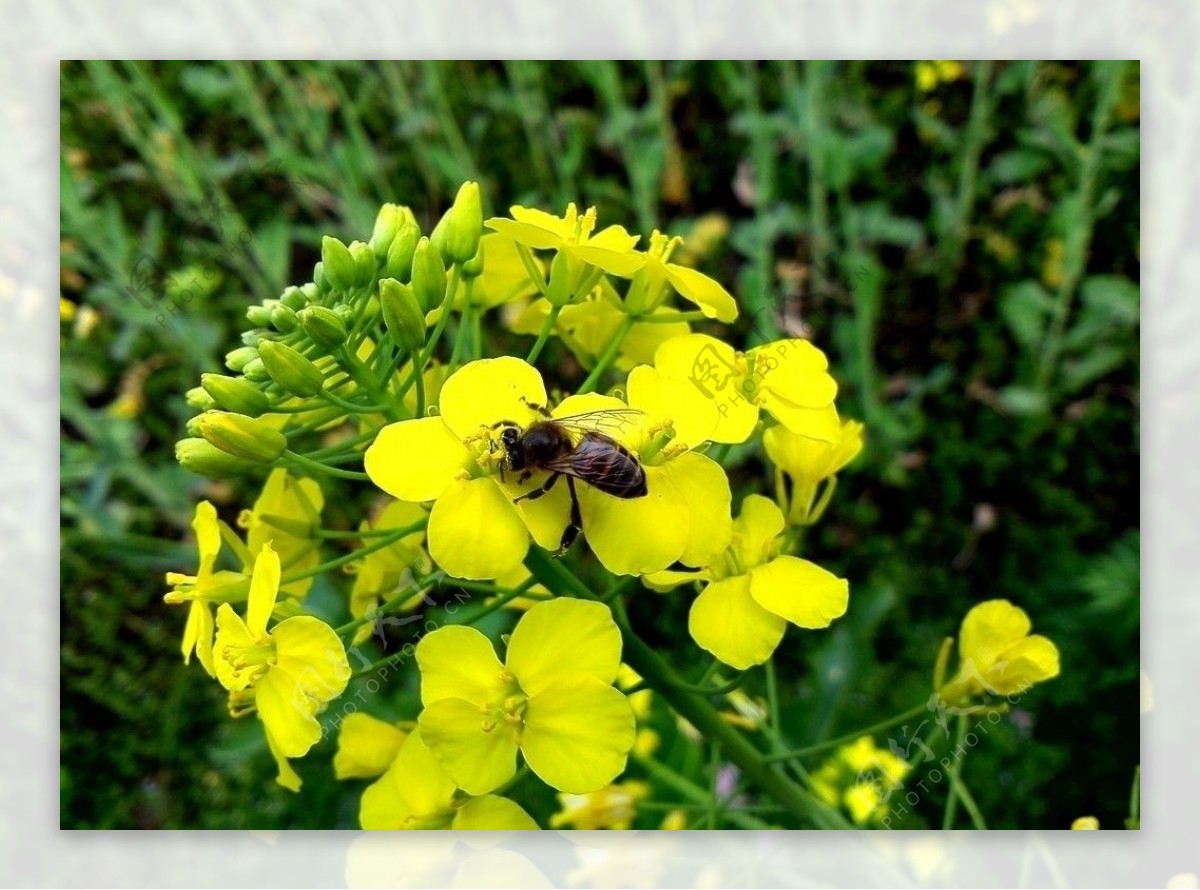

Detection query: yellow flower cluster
(161, 190), (1065, 830)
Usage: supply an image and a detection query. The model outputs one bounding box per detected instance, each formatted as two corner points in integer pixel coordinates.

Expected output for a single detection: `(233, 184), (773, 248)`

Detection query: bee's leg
(557, 477), (583, 553)
(513, 472), (560, 503)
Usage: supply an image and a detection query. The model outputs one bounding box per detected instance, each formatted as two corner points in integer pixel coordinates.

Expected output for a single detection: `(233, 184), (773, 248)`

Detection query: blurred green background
(59, 60), (1139, 829)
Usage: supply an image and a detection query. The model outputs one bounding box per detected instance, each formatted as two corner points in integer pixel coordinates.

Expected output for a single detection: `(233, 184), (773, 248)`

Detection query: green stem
(942, 714), (967, 829)
(764, 702), (930, 762)
(525, 311), (561, 367)
(1035, 60), (1124, 392)
(318, 388), (391, 415)
(632, 753), (772, 830)
(514, 243), (548, 295)
(577, 316), (635, 394)
(282, 450), (370, 481)
(281, 520), (425, 585)
(526, 305), (561, 364)
(335, 573), (440, 636)
(940, 60), (993, 288)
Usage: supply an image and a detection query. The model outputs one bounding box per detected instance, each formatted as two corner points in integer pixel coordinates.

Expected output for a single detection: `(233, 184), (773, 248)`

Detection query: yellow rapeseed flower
(624, 230), (738, 321)
(364, 357), (573, 580)
(646, 495), (849, 670)
(360, 729), (538, 830)
(213, 544), (351, 790)
(415, 598), (636, 795)
(939, 599), (1061, 706)
(654, 333), (841, 444)
(163, 501), (252, 676)
(764, 418), (864, 525)
(237, 468), (325, 598)
(485, 202), (645, 281)
(550, 780), (650, 830)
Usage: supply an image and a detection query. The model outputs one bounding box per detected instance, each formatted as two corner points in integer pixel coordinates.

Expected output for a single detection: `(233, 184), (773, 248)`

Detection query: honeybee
(493, 403), (648, 550)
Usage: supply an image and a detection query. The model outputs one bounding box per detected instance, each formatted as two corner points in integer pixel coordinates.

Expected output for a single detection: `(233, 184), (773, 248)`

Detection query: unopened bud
(321, 236), (357, 292)
(201, 373), (270, 417)
(545, 250), (574, 306)
(384, 220), (422, 282)
(246, 304), (272, 327)
(185, 386), (217, 411)
(430, 181), (483, 266)
(461, 238), (485, 279)
(298, 306), (348, 349)
(176, 437), (259, 479)
(349, 240), (376, 287)
(379, 278), (426, 353)
(258, 339), (325, 398)
(370, 204), (417, 261)
(271, 304), (298, 333)
(411, 237), (447, 312)
(224, 346), (259, 373)
(242, 357), (270, 382)
(197, 411), (288, 464)
(280, 286), (307, 311)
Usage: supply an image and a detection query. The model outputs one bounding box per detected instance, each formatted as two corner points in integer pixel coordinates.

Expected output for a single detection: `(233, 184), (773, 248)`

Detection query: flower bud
(280, 285), (307, 311)
(350, 240), (376, 287)
(461, 238), (485, 279)
(314, 261), (329, 292)
(224, 346), (259, 372)
(545, 250), (574, 306)
(379, 278), (426, 353)
(201, 373), (270, 417)
(185, 386), (217, 411)
(258, 339), (325, 398)
(176, 437), (259, 479)
(301, 282), (321, 303)
(298, 306), (348, 349)
(198, 411), (288, 463)
(242, 357), (270, 382)
(321, 236), (357, 292)
(370, 204), (417, 261)
(430, 181), (483, 266)
(411, 237), (447, 312)
(384, 220), (422, 282)
(241, 329), (265, 347)
(246, 304), (273, 327)
(271, 304), (298, 333)
(185, 415), (204, 437)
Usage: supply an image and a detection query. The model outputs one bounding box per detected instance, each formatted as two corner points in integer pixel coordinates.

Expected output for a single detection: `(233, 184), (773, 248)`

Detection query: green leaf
(1000, 280), (1053, 352)
(997, 385), (1050, 416)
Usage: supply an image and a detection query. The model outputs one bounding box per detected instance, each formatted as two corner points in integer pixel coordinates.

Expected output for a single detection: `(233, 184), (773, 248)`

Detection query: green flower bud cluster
(175, 194), (487, 480)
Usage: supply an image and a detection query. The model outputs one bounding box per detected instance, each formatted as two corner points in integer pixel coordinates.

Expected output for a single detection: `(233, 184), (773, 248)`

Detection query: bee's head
(500, 426), (520, 449)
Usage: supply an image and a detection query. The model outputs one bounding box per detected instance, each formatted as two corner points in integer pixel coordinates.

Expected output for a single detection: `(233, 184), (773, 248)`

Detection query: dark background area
(60, 60), (1139, 829)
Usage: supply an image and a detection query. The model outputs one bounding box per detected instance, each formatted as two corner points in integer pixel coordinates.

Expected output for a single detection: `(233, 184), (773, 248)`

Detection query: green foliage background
(59, 61), (1139, 829)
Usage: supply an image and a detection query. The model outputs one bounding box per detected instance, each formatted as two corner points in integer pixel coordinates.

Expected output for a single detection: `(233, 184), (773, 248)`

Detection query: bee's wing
(551, 408), (645, 438)
(543, 432), (648, 498)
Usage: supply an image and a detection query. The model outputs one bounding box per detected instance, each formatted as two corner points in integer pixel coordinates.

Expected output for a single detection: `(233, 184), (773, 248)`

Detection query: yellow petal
(334, 713), (408, 780)
(452, 795), (540, 830)
(246, 543), (281, 639)
(748, 556), (849, 629)
(568, 242), (645, 278)
(418, 698), (520, 795)
(664, 264), (738, 321)
(654, 333), (757, 443)
(730, 494), (786, 569)
(438, 357), (547, 442)
(760, 400), (842, 443)
(958, 599), (1032, 672)
(642, 568), (709, 591)
(619, 314), (692, 373)
(256, 664), (323, 758)
(989, 635), (1060, 694)
(272, 615), (351, 704)
(506, 598), (622, 697)
(688, 575), (786, 669)
(428, 477), (530, 580)
(360, 729), (457, 829)
(416, 624), (508, 707)
(763, 419), (864, 489)
(213, 603), (256, 692)
(497, 471), (572, 553)
(265, 724), (303, 792)
(193, 501), (221, 574)
(521, 678), (636, 794)
(364, 418), (471, 503)
(472, 233), (540, 308)
(663, 452), (732, 568)
(182, 600), (216, 677)
(579, 463), (687, 575)
(626, 365), (718, 451)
